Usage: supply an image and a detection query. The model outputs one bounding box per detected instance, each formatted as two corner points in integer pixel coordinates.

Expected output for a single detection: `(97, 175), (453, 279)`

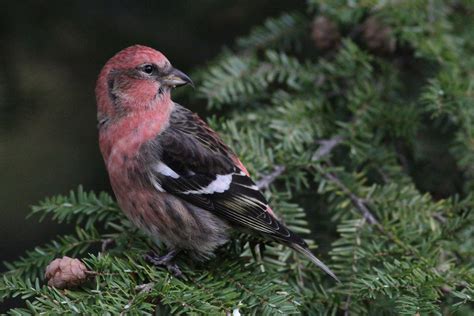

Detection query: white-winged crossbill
(96, 45), (337, 281)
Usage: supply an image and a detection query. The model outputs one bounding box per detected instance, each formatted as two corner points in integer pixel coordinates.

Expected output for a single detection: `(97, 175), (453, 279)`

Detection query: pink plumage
(96, 45), (338, 281)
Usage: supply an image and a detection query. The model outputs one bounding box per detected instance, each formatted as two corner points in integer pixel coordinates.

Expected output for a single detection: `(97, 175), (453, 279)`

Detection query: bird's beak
(162, 67), (194, 88)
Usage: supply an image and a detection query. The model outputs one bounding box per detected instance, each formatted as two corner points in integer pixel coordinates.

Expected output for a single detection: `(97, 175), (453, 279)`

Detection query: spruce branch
(312, 135), (344, 162)
(101, 238), (115, 252)
(237, 12), (309, 53)
(120, 282), (156, 316)
(312, 135), (379, 224)
(311, 136), (430, 258)
(316, 165), (379, 225)
(256, 165), (286, 190)
(316, 164), (425, 257)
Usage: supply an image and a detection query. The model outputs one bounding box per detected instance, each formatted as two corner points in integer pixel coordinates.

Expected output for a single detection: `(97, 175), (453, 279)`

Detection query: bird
(96, 45), (338, 281)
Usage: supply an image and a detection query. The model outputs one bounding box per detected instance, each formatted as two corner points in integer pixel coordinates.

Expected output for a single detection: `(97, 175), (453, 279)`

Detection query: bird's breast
(99, 102), (174, 167)
(101, 117), (166, 213)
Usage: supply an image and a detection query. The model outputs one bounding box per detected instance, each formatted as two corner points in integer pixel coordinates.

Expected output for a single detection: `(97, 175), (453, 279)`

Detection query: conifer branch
(312, 135), (379, 224)
(312, 135), (344, 161)
(256, 165), (286, 190)
(316, 165), (379, 225)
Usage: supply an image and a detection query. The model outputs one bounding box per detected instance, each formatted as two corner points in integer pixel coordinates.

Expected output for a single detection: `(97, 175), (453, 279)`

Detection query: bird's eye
(142, 64), (154, 75)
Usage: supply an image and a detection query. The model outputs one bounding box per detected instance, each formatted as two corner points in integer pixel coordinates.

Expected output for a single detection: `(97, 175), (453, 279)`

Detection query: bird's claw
(166, 263), (183, 277)
(144, 251), (183, 277)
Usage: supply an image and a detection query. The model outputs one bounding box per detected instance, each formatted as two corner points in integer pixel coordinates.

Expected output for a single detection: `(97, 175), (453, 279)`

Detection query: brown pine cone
(45, 256), (88, 289)
(361, 16), (396, 55)
(311, 15), (341, 50)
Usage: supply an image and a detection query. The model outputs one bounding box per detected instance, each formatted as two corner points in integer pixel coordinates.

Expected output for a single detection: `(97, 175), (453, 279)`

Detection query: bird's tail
(291, 243), (340, 283)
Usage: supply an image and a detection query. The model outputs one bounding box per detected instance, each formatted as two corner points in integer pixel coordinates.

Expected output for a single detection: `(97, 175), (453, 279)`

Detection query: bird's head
(95, 45), (192, 126)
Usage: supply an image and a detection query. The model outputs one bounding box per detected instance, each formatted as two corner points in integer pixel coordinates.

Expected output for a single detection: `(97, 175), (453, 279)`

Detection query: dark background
(0, 1), (304, 266)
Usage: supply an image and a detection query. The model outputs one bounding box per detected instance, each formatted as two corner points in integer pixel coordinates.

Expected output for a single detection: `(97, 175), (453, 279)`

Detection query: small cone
(361, 16), (396, 55)
(311, 15), (341, 50)
(45, 256), (88, 289)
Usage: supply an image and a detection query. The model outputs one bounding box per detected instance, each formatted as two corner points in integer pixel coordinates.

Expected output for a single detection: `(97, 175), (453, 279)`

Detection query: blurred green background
(0, 0), (304, 265)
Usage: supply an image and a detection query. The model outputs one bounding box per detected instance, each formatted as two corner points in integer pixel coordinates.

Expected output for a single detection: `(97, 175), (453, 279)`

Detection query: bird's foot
(144, 250), (183, 277)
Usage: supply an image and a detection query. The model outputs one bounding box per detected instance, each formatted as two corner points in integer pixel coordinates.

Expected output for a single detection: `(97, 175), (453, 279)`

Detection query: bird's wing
(144, 105), (305, 247)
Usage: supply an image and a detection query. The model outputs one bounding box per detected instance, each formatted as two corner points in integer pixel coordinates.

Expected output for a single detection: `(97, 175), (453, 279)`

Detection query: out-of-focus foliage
(2, 0), (474, 314)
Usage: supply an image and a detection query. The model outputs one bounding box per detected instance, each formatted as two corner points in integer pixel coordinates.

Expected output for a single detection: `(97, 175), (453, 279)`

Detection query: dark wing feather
(145, 104), (305, 247)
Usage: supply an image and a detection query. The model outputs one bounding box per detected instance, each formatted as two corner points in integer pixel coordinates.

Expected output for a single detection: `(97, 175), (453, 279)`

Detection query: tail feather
(292, 244), (340, 283)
